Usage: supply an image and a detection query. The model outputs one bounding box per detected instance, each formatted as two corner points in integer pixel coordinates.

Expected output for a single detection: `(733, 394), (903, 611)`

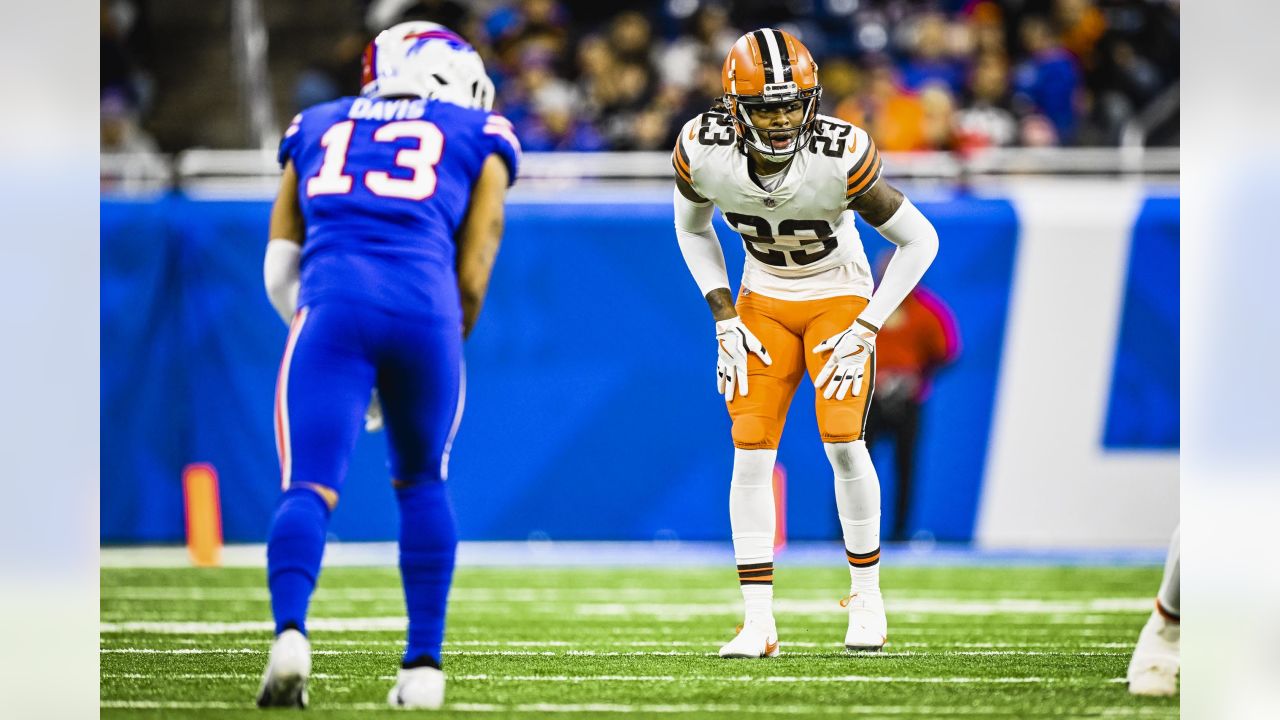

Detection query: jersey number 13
(306, 120), (444, 201)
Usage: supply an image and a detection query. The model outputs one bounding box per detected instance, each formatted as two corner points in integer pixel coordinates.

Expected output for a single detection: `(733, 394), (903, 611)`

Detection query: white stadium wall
(976, 179), (1178, 548)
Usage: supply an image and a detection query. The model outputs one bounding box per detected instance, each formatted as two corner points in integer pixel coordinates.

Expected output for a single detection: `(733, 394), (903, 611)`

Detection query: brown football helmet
(721, 28), (822, 158)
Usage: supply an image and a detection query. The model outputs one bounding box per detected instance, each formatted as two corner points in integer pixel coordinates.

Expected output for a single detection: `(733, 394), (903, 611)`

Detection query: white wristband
(264, 239), (301, 324)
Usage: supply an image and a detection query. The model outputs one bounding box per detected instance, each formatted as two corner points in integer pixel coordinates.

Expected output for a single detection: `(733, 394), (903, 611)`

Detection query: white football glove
(812, 319), (878, 401)
(715, 317), (772, 402)
(364, 389), (384, 433)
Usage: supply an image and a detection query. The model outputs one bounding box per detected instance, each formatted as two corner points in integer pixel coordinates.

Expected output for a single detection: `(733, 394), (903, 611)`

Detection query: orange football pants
(728, 290), (874, 450)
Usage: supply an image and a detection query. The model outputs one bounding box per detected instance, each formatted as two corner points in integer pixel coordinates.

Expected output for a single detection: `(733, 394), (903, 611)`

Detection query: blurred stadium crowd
(102, 0), (1178, 154)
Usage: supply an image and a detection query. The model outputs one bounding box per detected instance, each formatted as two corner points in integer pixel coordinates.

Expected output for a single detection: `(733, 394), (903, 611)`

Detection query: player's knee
(824, 439), (871, 479)
(732, 415), (778, 450)
(818, 406), (863, 444)
(391, 468), (445, 488)
(291, 482), (340, 511)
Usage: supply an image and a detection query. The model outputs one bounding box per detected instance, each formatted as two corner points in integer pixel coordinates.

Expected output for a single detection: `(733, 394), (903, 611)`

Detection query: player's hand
(364, 389), (384, 433)
(716, 317), (771, 402)
(812, 319), (877, 401)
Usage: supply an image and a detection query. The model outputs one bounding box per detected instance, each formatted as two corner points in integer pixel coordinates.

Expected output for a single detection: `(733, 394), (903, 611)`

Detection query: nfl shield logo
(763, 197), (777, 208)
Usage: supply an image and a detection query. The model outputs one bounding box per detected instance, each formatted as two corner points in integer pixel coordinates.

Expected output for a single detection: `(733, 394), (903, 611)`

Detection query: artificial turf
(101, 564), (1178, 719)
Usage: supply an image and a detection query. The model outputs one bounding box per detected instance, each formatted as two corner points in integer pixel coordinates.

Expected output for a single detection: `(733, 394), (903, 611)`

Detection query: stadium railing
(101, 147), (1180, 197)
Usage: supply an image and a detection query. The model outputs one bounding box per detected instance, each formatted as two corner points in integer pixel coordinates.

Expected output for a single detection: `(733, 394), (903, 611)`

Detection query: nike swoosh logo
(765, 639), (779, 655)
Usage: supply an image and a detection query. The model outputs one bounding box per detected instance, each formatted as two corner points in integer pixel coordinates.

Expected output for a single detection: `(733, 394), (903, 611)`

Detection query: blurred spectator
(367, 0), (473, 34)
(954, 52), (1018, 149)
(919, 83), (958, 151)
(503, 46), (579, 129)
(899, 12), (965, 94)
(1054, 0), (1107, 66)
(101, 88), (159, 154)
(659, 4), (739, 92)
(518, 84), (607, 151)
(1012, 15), (1083, 144)
(101, 0), (152, 114)
(108, 1), (1180, 153)
(293, 31), (368, 111)
(839, 61), (931, 152)
(864, 281), (961, 543)
(608, 11), (656, 66)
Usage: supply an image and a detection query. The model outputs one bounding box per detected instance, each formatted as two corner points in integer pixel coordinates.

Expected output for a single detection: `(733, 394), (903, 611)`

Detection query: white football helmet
(360, 22), (495, 111)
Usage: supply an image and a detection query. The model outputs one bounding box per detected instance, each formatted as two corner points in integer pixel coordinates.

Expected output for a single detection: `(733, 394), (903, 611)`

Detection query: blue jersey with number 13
(278, 96), (520, 319)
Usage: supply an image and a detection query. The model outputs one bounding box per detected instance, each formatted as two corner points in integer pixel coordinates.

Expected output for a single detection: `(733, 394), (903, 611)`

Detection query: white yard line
(98, 638), (1134, 650)
(98, 598), (1152, 636)
(100, 647), (1127, 658)
(100, 587), (1155, 615)
(100, 586), (1157, 602)
(98, 700), (1173, 716)
(100, 671), (1126, 684)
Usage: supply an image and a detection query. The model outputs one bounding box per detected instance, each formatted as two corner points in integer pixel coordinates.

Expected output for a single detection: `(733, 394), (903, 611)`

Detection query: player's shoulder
(806, 114), (873, 162)
(673, 109), (737, 176)
(296, 96), (359, 125)
(677, 110), (736, 147)
(806, 114), (882, 200)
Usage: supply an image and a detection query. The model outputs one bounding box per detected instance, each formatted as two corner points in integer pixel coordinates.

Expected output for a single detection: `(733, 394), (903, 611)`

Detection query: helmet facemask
(726, 84), (821, 159)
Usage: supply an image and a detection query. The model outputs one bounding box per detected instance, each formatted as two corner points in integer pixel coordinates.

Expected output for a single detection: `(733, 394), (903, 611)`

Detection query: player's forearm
(456, 220), (500, 338)
(456, 155), (509, 337)
(673, 187), (735, 319)
(860, 198), (939, 329)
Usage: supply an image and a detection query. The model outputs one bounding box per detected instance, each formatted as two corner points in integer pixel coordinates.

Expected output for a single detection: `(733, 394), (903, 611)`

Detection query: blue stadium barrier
(102, 191), (1170, 544)
(1103, 196), (1180, 449)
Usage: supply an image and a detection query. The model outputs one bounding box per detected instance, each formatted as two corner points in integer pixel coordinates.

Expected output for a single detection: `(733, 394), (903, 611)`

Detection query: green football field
(101, 563), (1178, 719)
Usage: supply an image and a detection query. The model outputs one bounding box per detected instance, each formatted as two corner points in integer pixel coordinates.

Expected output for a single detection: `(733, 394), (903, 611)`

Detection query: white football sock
(1156, 525), (1179, 619)
(730, 448), (777, 622)
(826, 441), (882, 594)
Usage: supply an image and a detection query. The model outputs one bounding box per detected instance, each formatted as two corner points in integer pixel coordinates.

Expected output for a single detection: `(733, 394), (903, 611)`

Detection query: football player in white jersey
(671, 28), (940, 657)
(1127, 526), (1180, 695)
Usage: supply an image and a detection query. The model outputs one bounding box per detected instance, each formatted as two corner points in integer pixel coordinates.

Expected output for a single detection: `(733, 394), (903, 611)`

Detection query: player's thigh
(802, 296), (873, 443)
(277, 303), (378, 494)
(375, 315), (464, 485)
(728, 293), (806, 449)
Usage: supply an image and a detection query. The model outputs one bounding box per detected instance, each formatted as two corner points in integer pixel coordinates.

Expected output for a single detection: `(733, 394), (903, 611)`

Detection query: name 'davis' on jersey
(347, 97), (429, 121)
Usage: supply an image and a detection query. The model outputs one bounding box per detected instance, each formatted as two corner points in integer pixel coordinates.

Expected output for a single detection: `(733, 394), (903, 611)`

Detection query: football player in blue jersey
(255, 22), (520, 710)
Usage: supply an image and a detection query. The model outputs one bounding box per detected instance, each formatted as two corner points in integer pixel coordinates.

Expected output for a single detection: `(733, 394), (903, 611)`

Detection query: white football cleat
(719, 619), (780, 658)
(842, 592), (888, 651)
(256, 628), (311, 708)
(387, 666), (446, 709)
(1127, 610), (1180, 696)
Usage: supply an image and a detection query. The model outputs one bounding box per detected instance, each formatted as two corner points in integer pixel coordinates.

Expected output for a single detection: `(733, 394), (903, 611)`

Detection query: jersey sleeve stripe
(484, 123), (523, 158)
(846, 140), (878, 184)
(672, 138), (693, 183)
(846, 145), (882, 199)
(676, 137), (692, 170)
(846, 154), (882, 199)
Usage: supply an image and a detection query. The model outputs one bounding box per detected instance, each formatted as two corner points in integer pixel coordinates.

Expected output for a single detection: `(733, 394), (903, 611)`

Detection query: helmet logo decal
(763, 82), (799, 97)
(404, 29), (470, 54)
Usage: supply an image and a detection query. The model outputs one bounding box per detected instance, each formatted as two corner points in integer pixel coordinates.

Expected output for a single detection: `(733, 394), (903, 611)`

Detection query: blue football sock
(267, 487), (331, 636)
(396, 480), (458, 667)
